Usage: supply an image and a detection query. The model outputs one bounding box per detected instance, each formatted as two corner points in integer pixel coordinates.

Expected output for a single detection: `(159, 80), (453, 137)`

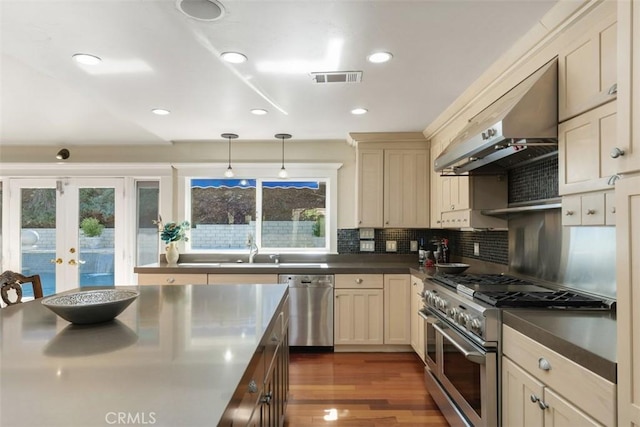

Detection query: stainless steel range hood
(434, 59), (558, 175)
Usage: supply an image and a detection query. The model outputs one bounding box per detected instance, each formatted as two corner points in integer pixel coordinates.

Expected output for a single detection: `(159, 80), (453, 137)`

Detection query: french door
(8, 178), (125, 296)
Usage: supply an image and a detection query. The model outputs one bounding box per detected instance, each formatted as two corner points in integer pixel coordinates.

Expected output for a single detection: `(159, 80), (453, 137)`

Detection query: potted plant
(80, 217), (104, 248)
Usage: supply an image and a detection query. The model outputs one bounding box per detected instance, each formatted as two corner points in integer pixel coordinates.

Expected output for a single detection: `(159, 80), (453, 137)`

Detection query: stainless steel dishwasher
(278, 274), (334, 348)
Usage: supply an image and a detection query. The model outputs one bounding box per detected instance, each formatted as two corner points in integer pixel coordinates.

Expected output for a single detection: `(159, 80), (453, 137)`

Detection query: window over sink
(175, 163), (339, 254)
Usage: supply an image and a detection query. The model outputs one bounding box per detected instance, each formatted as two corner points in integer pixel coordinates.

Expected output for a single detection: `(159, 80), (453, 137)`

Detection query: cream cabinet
(334, 274), (384, 345)
(503, 326), (616, 427)
(558, 2), (617, 122)
(137, 273), (208, 285)
(558, 101), (618, 195)
(429, 140), (507, 229)
(356, 149), (384, 228)
(207, 274), (278, 285)
(356, 144), (429, 228)
(615, 175), (640, 426)
(383, 274), (411, 345)
(502, 357), (600, 427)
(616, 0), (640, 175)
(561, 191), (615, 226)
(430, 140), (445, 228)
(409, 275), (425, 362)
(383, 150), (429, 228)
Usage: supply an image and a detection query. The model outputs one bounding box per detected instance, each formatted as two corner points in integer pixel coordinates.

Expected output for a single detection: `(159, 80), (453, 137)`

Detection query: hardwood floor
(284, 352), (448, 426)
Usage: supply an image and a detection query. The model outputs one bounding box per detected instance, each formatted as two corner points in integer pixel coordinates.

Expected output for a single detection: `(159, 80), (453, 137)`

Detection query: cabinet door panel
(558, 5), (617, 121)
(335, 289), (383, 345)
(383, 274), (410, 345)
(502, 357), (544, 427)
(357, 149), (384, 227)
(543, 388), (601, 427)
(384, 149), (429, 228)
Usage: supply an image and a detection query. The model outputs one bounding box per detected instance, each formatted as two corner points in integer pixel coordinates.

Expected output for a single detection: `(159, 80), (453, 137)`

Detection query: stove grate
(474, 290), (607, 308)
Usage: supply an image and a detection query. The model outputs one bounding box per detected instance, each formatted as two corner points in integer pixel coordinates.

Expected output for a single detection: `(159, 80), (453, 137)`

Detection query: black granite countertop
(502, 309), (617, 383)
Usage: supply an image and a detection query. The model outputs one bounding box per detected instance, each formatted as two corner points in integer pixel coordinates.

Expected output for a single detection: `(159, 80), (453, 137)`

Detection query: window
(187, 178), (328, 252)
(136, 181), (159, 266)
(176, 163), (339, 253)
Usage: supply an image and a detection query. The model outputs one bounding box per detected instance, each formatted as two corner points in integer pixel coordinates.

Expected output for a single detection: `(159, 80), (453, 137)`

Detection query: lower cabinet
(502, 326), (616, 426)
(137, 273), (207, 285)
(208, 274), (279, 284)
(224, 293), (289, 427)
(409, 275), (425, 361)
(334, 274), (411, 347)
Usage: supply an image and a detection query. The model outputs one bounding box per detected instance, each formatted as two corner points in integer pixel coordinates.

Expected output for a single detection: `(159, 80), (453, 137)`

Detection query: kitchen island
(0, 284), (289, 427)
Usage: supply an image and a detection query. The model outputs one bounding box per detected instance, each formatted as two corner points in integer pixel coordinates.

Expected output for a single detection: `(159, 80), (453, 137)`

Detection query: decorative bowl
(41, 289), (139, 324)
(435, 263), (470, 275)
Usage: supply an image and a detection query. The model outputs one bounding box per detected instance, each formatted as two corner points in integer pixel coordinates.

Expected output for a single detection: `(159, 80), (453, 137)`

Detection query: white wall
(0, 139), (358, 228)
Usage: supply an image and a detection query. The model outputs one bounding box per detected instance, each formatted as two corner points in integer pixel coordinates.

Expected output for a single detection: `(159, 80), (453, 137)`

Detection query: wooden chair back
(0, 271), (44, 306)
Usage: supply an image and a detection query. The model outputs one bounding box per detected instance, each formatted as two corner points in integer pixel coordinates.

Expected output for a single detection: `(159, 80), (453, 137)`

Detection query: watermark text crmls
(105, 412), (157, 425)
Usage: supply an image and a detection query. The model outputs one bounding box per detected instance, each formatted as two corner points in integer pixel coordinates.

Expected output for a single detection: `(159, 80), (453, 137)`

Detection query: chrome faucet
(270, 254), (280, 264)
(247, 233), (258, 263)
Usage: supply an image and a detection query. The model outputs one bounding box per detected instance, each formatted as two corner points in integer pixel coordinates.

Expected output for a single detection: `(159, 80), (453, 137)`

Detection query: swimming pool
(21, 272), (115, 298)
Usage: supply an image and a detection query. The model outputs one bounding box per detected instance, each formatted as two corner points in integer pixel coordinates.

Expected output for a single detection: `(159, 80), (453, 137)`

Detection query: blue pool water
(22, 273), (115, 298)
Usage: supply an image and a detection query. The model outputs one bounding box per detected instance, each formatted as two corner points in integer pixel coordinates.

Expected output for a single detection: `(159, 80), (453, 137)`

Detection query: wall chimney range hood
(434, 59), (558, 175)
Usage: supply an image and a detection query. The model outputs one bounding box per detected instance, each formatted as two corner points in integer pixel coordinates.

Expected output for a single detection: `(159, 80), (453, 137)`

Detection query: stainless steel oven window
(435, 322), (498, 427)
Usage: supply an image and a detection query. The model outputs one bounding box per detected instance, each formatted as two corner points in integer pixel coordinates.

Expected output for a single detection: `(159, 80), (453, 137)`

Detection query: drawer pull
(248, 380), (258, 394)
(610, 147), (625, 158)
(538, 400), (549, 410)
(607, 83), (617, 95)
(355, 278), (363, 284)
(585, 209), (595, 215)
(166, 277), (175, 284)
(565, 210), (574, 216)
(530, 394), (539, 403)
(538, 357), (552, 371)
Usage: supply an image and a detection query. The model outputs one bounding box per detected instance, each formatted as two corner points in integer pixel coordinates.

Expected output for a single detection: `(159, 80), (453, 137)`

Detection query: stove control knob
(459, 313), (470, 327)
(438, 299), (448, 311)
(470, 318), (482, 334)
(448, 308), (459, 319)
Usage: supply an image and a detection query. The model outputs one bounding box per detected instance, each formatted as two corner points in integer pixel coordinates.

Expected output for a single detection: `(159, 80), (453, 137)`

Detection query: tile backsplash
(338, 228), (508, 265)
(338, 155), (556, 265)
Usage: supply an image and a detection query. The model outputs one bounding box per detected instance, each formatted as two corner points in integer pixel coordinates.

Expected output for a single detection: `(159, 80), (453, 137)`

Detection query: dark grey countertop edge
(502, 311), (617, 383)
(134, 263), (429, 276)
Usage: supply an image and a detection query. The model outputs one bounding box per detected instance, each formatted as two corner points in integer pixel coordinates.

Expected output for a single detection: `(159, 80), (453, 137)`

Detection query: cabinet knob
(611, 207), (616, 214)
(564, 210), (574, 216)
(610, 147), (625, 158)
(167, 277), (175, 284)
(538, 357), (552, 371)
(385, 221), (389, 225)
(585, 209), (595, 215)
(450, 205), (455, 211)
(538, 400), (549, 410)
(261, 391), (273, 405)
(355, 278), (363, 284)
(530, 394), (539, 403)
(248, 379), (258, 394)
(607, 83), (617, 95)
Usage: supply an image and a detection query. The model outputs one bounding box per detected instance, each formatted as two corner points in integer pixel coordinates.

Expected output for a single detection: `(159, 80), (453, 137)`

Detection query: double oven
(419, 272), (610, 427)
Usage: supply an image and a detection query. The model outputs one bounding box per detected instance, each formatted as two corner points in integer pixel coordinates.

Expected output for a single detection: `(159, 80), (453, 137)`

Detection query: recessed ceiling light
(367, 52), (393, 64)
(351, 108), (368, 115)
(72, 53), (102, 65)
(251, 109), (268, 115)
(151, 109), (171, 116)
(221, 52), (247, 64)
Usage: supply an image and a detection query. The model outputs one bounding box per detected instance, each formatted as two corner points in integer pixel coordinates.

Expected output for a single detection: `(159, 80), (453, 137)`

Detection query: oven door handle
(433, 323), (486, 365)
(418, 310), (440, 325)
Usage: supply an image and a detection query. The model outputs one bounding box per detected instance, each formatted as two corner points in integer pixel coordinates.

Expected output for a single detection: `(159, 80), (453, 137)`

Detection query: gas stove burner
(474, 290), (608, 308)
(432, 272), (534, 289)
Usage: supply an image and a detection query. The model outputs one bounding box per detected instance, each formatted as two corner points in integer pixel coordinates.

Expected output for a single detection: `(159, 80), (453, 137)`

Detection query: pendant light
(275, 133), (291, 178)
(221, 133), (238, 177)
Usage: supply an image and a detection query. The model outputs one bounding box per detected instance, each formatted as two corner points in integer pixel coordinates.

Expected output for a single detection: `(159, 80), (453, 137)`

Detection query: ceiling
(0, 0), (559, 147)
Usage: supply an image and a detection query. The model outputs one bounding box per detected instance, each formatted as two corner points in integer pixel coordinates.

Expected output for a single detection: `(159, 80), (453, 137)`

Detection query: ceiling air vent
(311, 71), (363, 84)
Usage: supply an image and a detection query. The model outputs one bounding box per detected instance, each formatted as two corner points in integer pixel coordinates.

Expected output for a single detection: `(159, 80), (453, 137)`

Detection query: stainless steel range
(420, 272), (610, 427)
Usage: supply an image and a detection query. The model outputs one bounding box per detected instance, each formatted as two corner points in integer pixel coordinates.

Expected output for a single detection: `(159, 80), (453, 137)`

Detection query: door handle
(68, 259), (77, 266)
(50, 258), (63, 264)
(433, 323), (486, 365)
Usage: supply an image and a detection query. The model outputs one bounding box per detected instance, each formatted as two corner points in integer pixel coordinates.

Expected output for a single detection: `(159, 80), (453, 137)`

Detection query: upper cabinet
(352, 133), (429, 228)
(429, 138), (507, 230)
(558, 101), (617, 195)
(558, 3), (617, 122)
(616, 0), (640, 176)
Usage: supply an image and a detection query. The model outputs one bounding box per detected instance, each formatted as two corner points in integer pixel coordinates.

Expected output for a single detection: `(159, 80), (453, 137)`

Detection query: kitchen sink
(178, 262), (328, 268)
